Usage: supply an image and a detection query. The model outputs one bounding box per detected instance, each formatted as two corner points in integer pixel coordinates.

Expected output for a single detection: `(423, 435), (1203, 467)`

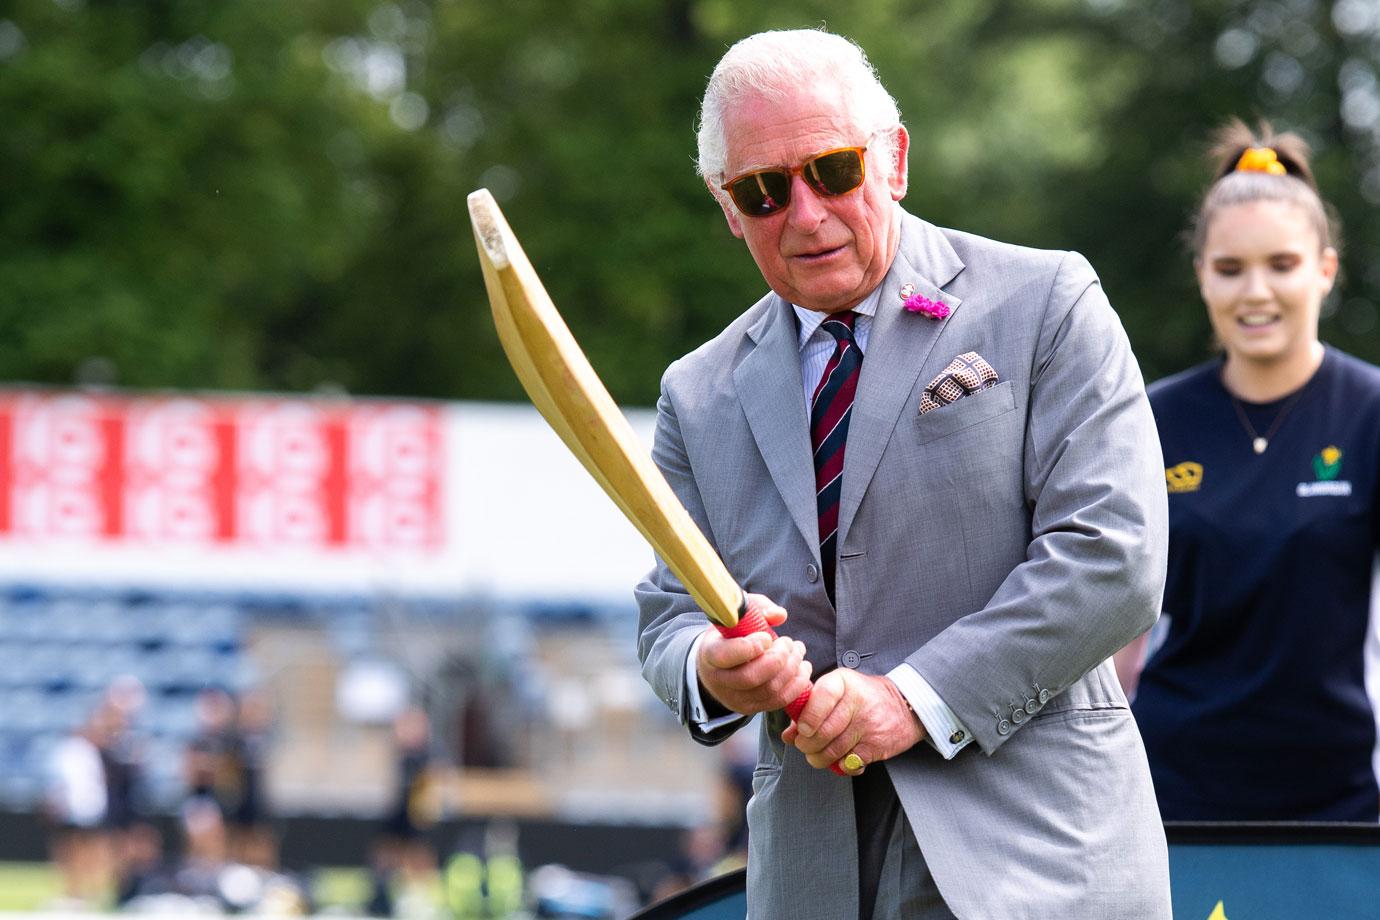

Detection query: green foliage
(1, 0), (1378, 400)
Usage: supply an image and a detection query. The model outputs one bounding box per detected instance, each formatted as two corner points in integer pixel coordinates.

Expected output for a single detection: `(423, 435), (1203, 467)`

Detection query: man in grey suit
(635, 29), (1170, 919)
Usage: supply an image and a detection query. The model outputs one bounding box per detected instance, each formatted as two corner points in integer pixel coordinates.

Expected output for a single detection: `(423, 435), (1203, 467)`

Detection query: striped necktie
(810, 310), (862, 604)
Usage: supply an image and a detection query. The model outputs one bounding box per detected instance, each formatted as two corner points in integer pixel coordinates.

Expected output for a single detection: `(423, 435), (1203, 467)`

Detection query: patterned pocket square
(920, 352), (999, 415)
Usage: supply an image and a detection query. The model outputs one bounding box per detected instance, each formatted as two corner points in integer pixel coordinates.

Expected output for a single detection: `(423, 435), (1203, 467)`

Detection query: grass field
(0, 862), (379, 913)
(0, 864), (59, 911)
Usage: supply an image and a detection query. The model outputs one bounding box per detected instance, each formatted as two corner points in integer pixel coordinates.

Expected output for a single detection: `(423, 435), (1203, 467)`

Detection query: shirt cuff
(888, 663), (973, 760)
(685, 632), (743, 732)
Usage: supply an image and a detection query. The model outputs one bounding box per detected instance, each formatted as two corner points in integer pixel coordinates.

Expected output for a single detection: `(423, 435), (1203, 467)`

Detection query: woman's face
(1196, 199), (1338, 372)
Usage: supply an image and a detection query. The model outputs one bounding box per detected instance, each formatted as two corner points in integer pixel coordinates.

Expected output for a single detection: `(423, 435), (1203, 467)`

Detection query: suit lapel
(838, 216), (966, 550)
(734, 296), (820, 559)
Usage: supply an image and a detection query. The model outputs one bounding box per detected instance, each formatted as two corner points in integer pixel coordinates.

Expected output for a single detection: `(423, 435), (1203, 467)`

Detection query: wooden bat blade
(468, 189), (744, 627)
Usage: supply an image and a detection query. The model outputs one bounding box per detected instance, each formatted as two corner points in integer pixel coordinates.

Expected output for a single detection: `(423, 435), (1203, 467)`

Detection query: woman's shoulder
(1147, 358), (1222, 409)
(1322, 346), (1380, 395)
(1315, 350), (1380, 451)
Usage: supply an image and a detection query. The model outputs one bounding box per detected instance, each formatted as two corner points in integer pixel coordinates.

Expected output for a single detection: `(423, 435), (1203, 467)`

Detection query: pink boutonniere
(899, 283), (950, 320)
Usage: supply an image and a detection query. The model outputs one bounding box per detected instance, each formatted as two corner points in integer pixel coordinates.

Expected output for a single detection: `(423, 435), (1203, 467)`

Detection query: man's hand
(782, 670), (925, 773)
(696, 593), (812, 717)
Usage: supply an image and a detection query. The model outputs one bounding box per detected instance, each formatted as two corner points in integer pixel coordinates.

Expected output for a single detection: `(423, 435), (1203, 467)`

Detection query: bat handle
(715, 607), (847, 777)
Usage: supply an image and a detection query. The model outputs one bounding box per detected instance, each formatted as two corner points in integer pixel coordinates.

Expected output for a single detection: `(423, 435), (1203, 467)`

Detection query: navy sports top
(1133, 347), (1380, 821)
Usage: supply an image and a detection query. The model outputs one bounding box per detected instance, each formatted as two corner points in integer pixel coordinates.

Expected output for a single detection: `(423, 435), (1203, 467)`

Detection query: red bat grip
(715, 607), (846, 776)
(715, 609), (811, 719)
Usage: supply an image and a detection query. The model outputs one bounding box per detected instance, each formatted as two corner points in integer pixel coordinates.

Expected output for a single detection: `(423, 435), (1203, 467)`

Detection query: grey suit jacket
(635, 209), (1171, 919)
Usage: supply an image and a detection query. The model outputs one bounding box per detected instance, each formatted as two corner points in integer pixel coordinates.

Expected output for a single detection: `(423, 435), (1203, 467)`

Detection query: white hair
(696, 29), (902, 187)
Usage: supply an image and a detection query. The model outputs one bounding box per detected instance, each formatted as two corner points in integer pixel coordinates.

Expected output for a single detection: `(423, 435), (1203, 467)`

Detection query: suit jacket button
(806, 563), (819, 583)
(1025, 697), (1040, 713)
(1038, 688), (1051, 704)
(1011, 707), (1026, 724)
(841, 650), (861, 669)
(996, 719), (1011, 736)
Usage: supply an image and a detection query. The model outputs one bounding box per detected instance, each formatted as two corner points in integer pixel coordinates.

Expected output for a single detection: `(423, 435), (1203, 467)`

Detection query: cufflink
(949, 729), (965, 744)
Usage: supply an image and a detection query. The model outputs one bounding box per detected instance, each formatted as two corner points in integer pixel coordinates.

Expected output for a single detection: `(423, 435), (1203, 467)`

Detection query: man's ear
(708, 180), (745, 239)
(887, 125), (910, 201)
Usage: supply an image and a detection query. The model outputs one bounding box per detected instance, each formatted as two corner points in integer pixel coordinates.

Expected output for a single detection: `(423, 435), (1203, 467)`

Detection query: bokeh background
(1, 0), (1379, 916)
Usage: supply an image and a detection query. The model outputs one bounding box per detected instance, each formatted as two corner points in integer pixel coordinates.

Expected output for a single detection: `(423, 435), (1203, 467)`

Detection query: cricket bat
(463, 187), (850, 761)
(467, 188), (747, 628)
(467, 191), (821, 736)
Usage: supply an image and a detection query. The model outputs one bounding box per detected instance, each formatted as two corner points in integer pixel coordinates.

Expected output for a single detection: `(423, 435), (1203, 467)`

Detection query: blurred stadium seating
(0, 583), (724, 828)
(0, 586), (252, 811)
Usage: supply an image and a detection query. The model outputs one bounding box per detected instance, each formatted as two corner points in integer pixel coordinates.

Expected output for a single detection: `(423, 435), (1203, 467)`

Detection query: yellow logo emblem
(1314, 445), (1343, 481)
(1166, 461), (1203, 493)
(1207, 901), (1228, 920)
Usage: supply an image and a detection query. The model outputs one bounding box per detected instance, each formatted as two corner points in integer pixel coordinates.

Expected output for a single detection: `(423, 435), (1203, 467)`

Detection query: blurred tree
(0, 0), (389, 390)
(0, 0), (1376, 399)
(1021, 0), (1380, 382)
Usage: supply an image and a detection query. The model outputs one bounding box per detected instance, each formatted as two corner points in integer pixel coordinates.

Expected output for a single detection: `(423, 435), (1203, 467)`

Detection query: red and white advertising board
(0, 390), (653, 601)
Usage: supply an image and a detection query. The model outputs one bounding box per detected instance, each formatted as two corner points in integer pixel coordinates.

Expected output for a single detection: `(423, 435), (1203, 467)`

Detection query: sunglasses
(720, 143), (870, 217)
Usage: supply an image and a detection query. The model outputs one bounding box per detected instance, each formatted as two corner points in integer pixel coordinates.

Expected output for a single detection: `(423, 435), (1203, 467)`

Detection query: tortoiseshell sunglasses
(720, 143), (869, 217)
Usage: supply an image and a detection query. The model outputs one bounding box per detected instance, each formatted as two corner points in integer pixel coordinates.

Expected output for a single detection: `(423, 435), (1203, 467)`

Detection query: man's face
(714, 85), (908, 313)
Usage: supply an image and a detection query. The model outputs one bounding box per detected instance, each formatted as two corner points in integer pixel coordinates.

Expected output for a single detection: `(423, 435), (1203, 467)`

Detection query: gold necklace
(1228, 386), (1307, 454)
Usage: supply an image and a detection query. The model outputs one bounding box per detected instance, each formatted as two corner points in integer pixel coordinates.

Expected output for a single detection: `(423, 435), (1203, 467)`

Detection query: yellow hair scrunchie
(1235, 146), (1287, 176)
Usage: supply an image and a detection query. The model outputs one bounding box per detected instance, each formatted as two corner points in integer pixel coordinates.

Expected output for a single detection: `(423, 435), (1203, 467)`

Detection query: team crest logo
(1313, 445), (1342, 481)
(1298, 444), (1352, 498)
(1165, 461), (1203, 494)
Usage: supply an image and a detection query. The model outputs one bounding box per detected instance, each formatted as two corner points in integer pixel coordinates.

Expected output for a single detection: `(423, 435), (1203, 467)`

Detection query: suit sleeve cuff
(888, 663), (973, 760)
(686, 632), (743, 732)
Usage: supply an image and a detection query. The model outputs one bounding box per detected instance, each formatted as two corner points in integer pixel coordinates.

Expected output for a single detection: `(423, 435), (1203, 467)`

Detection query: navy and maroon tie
(809, 310), (863, 604)
(811, 311), (895, 920)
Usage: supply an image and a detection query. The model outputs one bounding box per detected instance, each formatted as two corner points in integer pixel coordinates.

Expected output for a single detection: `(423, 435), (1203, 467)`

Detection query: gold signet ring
(842, 753), (865, 772)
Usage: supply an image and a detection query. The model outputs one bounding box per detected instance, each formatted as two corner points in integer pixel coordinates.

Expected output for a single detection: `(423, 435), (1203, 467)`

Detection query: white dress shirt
(684, 289), (974, 759)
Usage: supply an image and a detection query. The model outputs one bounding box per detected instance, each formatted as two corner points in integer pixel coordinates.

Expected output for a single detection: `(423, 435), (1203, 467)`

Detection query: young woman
(1122, 121), (1380, 821)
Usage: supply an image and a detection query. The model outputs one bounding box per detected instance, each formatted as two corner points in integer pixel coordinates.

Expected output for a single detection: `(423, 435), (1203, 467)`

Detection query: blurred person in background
(46, 706), (114, 906)
(443, 821), (524, 920)
(638, 722), (756, 903)
(113, 821), (169, 907)
(367, 703), (439, 916)
(1118, 120), (1380, 820)
(636, 28), (1169, 919)
(715, 722), (756, 866)
(226, 687), (277, 867)
(97, 678), (156, 901)
(181, 686), (237, 865)
(100, 676), (147, 832)
(649, 824), (733, 904)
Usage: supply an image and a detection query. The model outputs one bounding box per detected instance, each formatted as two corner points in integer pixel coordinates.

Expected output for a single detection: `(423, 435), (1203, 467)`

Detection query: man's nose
(784, 173), (827, 230)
